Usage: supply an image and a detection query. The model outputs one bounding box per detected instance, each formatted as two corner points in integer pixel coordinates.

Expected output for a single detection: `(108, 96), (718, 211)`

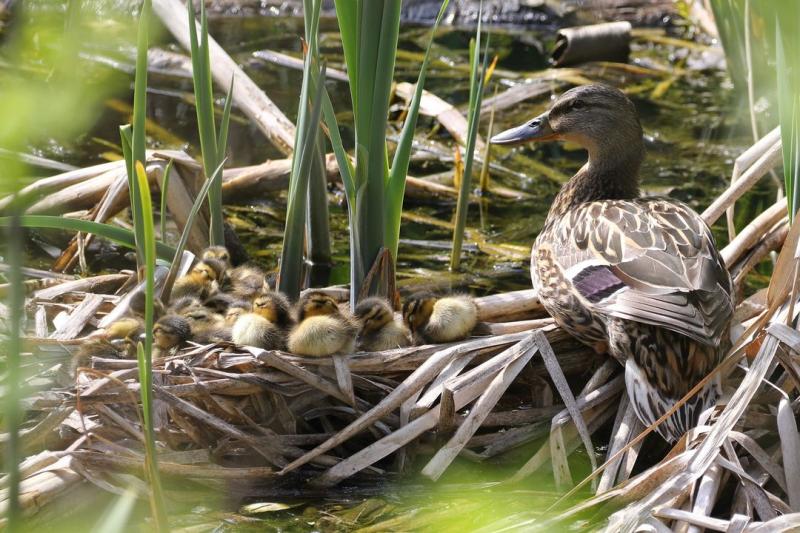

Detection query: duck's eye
(571, 100), (585, 110)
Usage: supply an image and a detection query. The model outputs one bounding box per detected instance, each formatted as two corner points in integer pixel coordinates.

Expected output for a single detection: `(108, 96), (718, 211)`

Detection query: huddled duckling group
(79, 246), (479, 369)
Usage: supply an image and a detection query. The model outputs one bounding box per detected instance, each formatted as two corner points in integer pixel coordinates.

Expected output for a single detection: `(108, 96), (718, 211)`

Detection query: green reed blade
(1, 215), (177, 261)
(385, 0), (450, 260)
(187, 0), (224, 246)
(451, 1), (489, 271)
(161, 157), (226, 302)
(321, 88), (356, 202)
(159, 158), (173, 241)
(134, 160), (168, 530)
(278, 63), (327, 299)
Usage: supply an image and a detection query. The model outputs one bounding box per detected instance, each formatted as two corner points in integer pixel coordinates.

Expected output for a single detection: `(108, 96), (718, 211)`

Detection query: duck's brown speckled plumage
(493, 84), (733, 441)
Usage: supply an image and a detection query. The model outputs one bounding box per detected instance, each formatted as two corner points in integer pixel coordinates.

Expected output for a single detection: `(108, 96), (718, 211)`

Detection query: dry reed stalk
(420, 333), (539, 480)
(721, 198), (787, 267)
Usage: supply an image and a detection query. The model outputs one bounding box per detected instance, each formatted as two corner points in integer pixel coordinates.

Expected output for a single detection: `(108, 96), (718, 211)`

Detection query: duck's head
(355, 297), (394, 333)
(192, 258), (226, 282)
(402, 293), (436, 334)
(253, 291), (293, 327)
(202, 245), (231, 268)
(153, 315), (191, 350)
(490, 84), (643, 163)
(297, 291), (340, 321)
(224, 299), (251, 326)
(183, 307), (222, 328)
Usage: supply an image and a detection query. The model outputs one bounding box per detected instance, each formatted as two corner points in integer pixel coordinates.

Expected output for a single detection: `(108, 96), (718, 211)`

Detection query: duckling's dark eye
(571, 100), (585, 110)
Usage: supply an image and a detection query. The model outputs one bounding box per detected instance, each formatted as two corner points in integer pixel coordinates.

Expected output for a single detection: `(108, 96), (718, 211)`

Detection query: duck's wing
(548, 198), (733, 345)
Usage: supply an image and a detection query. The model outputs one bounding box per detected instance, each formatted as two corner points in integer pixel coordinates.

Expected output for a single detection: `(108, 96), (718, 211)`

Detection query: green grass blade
(385, 0), (450, 259)
(134, 161), (168, 530)
(278, 64), (327, 299)
(120, 125), (144, 268)
(450, 3), (489, 271)
(334, 0), (358, 115)
(306, 132), (332, 265)
(776, 14), (800, 220)
(159, 158), (173, 241)
(1, 215), (177, 261)
(217, 76), (234, 156)
(321, 88), (356, 202)
(161, 157), (226, 301)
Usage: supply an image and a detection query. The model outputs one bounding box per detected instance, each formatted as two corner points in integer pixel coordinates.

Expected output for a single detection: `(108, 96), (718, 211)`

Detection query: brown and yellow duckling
(224, 298), (252, 326)
(171, 258), (226, 300)
(231, 291), (294, 350)
(104, 316), (144, 341)
(490, 84), (733, 442)
(287, 291), (357, 357)
(72, 338), (135, 376)
(354, 297), (412, 351)
(153, 314), (192, 354)
(182, 306), (230, 343)
(402, 293), (477, 344)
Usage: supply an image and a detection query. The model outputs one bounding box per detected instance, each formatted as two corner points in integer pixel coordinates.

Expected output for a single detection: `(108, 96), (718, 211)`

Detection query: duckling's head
(105, 317), (143, 340)
(202, 245), (231, 268)
(402, 293), (436, 334)
(192, 258), (226, 282)
(490, 84), (643, 165)
(253, 291), (293, 327)
(224, 299), (251, 326)
(153, 315), (191, 350)
(355, 297), (394, 333)
(297, 291), (340, 321)
(170, 296), (204, 315)
(183, 307), (221, 328)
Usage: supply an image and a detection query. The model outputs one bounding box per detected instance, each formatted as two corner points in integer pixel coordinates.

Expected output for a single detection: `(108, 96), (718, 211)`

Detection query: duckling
(201, 245), (232, 269)
(232, 291), (294, 350)
(402, 293), (477, 344)
(224, 299), (251, 326)
(183, 306), (230, 343)
(71, 338), (134, 376)
(153, 314), (192, 354)
(171, 258), (226, 300)
(169, 295), (204, 316)
(105, 317), (144, 341)
(287, 291), (357, 357)
(228, 264), (269, 301)
(203, 292), (240, 315)
(354, 297), (412, 351)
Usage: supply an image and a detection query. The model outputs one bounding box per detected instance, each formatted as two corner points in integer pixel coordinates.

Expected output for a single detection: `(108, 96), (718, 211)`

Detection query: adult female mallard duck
(491, 84), (733, 442)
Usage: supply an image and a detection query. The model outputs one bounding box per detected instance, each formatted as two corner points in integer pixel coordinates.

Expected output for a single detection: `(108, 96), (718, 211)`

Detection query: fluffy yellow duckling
(153, 314), (192, 354)
(232, 291), (294, 350)
(171, 258), (226, 300)
(354, 297), (412, 351)
(287, 291), (357, 357)
(402, 293), (477, 344)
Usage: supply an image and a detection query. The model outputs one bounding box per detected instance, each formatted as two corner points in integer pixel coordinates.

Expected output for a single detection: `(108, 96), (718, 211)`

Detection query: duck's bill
(490, 113), (556, 145)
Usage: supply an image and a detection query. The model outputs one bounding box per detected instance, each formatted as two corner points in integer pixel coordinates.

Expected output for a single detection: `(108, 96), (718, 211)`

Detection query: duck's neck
(547, 140), (644, 220)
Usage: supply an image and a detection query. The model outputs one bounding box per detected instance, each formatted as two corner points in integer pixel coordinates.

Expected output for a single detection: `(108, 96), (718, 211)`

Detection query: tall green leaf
(134, 161), (168, 531)
(0, 216), (177, 260)
(451, 4), (490, 270)
(776, 11), (800, 219)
